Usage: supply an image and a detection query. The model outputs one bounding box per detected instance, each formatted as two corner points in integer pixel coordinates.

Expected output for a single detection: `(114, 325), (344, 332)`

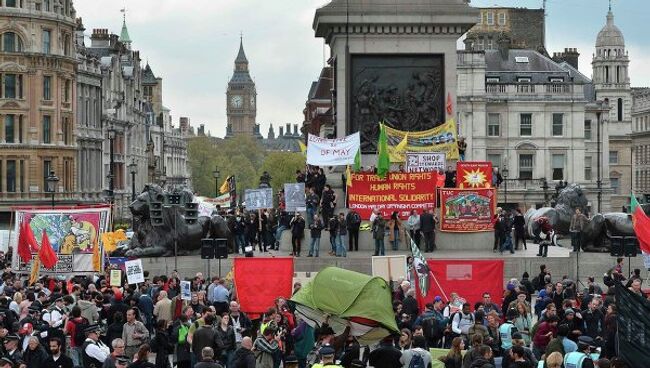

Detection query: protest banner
(371, 255), (407, 282)
(234, 257), (294, 318)
(12, 206), (111, 275)
(439, 188), (496, 232)
(125, 259), (145, 284)
(244, 188), (273, 210)
(347, 172), (439, 219)
(306, 132), (360, 166)
(405, 152), (446, 173)
(197, 194), (231, 216)
(180, 280), (192, 300)
(284, 183), (306, 212)
(110, 270), (122, 287)
(385, 119), (459, 162)
(456, 161), (493, 188)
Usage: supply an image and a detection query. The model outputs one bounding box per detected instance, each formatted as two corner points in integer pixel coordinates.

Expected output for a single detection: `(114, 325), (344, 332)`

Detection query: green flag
(353, 148), (361, 172)
(377, 123), (390, 179)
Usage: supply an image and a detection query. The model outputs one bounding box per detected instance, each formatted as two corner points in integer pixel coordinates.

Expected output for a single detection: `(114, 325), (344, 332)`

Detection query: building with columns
(0, 0), (78, 224)
(632, 90), (650, 199)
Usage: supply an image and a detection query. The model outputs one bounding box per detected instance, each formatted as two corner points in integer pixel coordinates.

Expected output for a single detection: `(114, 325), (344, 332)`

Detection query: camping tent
(290, 267), (398, 344)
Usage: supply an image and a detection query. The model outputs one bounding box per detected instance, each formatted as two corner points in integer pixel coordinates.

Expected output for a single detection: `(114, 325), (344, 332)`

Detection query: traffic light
(185, 202), (198, 224)
(150, 201), (164, 227)
(166, 193), (182, 206)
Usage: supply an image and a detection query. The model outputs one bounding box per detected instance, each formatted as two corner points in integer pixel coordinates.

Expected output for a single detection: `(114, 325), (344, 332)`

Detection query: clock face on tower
(250, 95), (255, 108)
(230, 95), (243, 108)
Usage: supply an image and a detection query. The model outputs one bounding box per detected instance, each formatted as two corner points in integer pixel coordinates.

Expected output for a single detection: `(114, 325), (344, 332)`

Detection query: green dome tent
(290, 267), (399, 344)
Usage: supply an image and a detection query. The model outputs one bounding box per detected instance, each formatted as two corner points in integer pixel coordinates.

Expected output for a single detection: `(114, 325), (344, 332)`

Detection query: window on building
(18, 115), (23, 143)
(486, 77), (500, 83)
(43, 115), (51, 143)
(5, 115), (14, 143)
(477, 13), (482, 24)
(609, 150), (619, 164)
(63, 34), (71, 56)
(487, 113), (500, 137)
(43, 160), (52, 192)
(43, 75), (51, 100)
(549, 77), (564, 82)
(552, 154), (565, 180)
(486, 11), (494, 25)
(487, 154), (502, 169)
(486, 38), (493, 50)
(2, 32), (22, 52)
(605, 66), (609, 83)
(64, 80), (71, 102)
(3, 74), (16, 99)
(43, 0), (50, 11)
(19, 159), (24, 192)
(584, 120), (592, 139)
(617, 98), (623, 122)
(476, 38), (485, 51)
(585, 156), (592, 180)
(519, 154), (534, 180)
(6, 160), (16, 193)
(62, 117), (70, 145)
(552, 113), (563, 136)
(498, 12), (507, 25)
(520, 113), (532, 136)
(5, 0), (17, 7)
(611, 177), (620, 194)
(517, 77), (532, 83)
(42, 29), (51, 54)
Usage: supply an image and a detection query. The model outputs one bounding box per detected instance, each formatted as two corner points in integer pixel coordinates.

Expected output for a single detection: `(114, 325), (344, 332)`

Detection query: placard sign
(124, 259), (145, 284)
(306, 132), (360, 166)
(439, 188), (496, 232)
(405, 152), (446, 172)
(180, 281), (192, 300)
(284, 183), (306, 212)
(110, 269), (122, 287)
(244, 188), (274, 210)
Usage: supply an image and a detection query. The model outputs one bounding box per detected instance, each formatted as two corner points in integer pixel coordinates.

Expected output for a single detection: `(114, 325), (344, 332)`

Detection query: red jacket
(533, 321), (557, 348)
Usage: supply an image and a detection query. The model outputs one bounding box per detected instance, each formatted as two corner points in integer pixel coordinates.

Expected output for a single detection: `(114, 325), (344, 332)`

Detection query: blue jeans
(236, 234), (246, 253)
(374, 239), (385, 255)
(309, 237), (320, 256)
(330, 235), (337, 253)
(391, 230), (399, 250)
(275, 225), (286, 244)
(501, 234), (514, 253)
(336, 235), (347, 257)
(306, 208), (315, 226)
(69, 346), (82, 367)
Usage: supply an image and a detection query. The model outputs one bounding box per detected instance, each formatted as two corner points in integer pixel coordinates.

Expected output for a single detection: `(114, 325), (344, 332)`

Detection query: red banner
(348, 172), (439, 219)
(234, 258), (294, 318)
(439, 188), (496, 232)
(417, 259), (503, 311)
(456, 161), (493, 188)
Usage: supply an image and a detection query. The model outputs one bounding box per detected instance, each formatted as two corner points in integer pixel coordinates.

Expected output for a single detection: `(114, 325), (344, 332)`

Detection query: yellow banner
(384, 119), (459, 162)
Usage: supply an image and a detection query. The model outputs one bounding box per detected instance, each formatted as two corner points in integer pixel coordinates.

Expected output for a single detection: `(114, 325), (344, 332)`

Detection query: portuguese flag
(630, 193), (650, 254)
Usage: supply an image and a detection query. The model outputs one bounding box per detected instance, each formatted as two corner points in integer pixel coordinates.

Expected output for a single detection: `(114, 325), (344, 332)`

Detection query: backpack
(422, 316), (443, 341)
(408, 352), (425, 368)
(350, 212), (361, 225)
(72, 317), (90, 346)
(178, 324), (189, 344)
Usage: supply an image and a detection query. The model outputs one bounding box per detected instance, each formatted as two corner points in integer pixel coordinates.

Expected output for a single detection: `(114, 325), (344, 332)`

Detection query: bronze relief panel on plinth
(350, 54), (445, 152)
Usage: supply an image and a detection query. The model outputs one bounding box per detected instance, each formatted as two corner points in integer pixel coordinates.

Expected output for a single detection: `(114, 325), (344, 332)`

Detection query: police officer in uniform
(312, 345), (343, 368)
(3, 335), (22, 365)
(499, 309), (519, 352)
(563, 336), (596, 368)
(81, 324), (110, 368)
(0, 357), (14, 368)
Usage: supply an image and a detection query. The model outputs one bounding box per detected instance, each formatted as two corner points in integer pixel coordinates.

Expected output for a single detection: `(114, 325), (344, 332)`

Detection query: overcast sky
(75, 0), (649, 139)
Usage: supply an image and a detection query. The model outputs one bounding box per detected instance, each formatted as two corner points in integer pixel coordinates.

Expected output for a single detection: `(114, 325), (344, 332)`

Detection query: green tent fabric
(290, 267), (398, 344)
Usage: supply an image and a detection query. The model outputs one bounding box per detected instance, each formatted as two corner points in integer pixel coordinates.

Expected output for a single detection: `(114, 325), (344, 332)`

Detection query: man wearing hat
(81, 324), (110, 368)
(2, 335), (21, 364)
(312, 345), (342, 368)
(0, 357), (14, 368)
(563, 336), (596, 368)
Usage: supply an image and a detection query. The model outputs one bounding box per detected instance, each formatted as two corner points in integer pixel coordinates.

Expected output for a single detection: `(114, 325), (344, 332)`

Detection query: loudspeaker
(623, 237), (639, 257)
(609, 236), (624, 257)
(201, 238), (215, 259)
(215, 238), (228, 259)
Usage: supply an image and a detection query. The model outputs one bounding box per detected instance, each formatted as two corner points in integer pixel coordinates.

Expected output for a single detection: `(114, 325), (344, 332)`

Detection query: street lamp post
(128, 159), (137, 202)
(46, 171), (59, 208)
(107, 124), (116, 203)
(502, 165), (509, 209)
(541, 178), (550, 206)
(212, 166), (220, 197)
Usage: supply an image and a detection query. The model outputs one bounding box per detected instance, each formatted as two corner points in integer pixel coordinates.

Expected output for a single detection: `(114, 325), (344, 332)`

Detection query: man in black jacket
(195, 347), (224, 368)
(192, 315), (224, 364)
(368, 335), (402, 368)
(346, 210), (362, 252)
(419, 208), (437, 252)
(232, 337), (255, 368)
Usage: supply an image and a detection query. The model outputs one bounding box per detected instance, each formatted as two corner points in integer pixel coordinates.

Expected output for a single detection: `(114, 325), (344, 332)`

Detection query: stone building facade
(465, 7), (546, 53)
(303, 66), (334, 138)
(632, 89), (650, 199)
(0, 0), (78, 218)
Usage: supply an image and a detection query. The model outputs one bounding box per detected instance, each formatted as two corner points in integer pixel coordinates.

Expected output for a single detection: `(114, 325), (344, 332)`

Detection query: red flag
(446, 92), (453, 116)
(234, 257), (294, 319)
(38, 229), (58, 269)
(24, 219), (40, 252)
(633, 208), (650, 254)
(17, 221), (32, 263)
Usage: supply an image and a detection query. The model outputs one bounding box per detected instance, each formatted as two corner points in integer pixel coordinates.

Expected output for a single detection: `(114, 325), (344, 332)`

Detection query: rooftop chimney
(90, 29), (110, 48)
(279, 126), (284, 137)
(497, 33), (511, 60)
(293, 124), (299, 136)
(285, 123), (291, 137)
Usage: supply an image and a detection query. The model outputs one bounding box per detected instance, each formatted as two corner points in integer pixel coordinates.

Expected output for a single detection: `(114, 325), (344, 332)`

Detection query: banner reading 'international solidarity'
(385, 119), (460, 162)
(306, 132), (360, 166)
(456, 161), (493, 188)
(439, 188), (496, 232)
(348, 172), (439, 219)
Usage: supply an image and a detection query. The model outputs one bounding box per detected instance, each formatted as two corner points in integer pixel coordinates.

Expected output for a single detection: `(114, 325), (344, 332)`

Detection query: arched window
(605, 66), (609, 83)
(618, 98), (623, 122)
(616, 66), (621, 83)
(1, 32), (22, 52)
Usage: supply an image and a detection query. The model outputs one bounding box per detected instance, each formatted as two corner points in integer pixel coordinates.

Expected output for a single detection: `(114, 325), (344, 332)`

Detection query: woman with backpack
(151, 319), (173, 368)
(172, 313), (192, 368)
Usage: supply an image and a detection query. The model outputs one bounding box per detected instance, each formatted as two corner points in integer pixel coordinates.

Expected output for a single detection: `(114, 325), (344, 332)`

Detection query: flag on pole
(29, 256), (40, 286)
(17, 221), (32, 263)
(38, 229), (58, 269)
(446, 92), (453, 116)
(346, 165), (352, 187)
(631, 193), (650, 254)
(395, 133), (409, 153)
(92, 236), (101, 272)
(353, 148), (362, 172)
(409, 236), (430, 296)
(298, 141), (307, 156)
(377, 123), (390, 179)
(220, 176), (232, 194)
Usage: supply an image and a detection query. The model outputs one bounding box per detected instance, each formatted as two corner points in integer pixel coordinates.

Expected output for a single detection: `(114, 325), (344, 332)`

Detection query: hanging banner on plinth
(385, 119), (459, 162)
(347, 172), (439, 219)
(439, 188), (496, 232)
(12, 206), (111, 275)
(306, 132), (360, 166)
(405, 152), (446, 173)
(456, 161), (493, 188)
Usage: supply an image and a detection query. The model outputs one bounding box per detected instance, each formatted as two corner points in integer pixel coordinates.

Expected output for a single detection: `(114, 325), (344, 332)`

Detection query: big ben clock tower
(226, 36), (259, 137)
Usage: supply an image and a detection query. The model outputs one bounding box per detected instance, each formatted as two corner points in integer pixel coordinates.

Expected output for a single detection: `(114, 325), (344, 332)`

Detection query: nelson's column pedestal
(313, 0), (478, 153)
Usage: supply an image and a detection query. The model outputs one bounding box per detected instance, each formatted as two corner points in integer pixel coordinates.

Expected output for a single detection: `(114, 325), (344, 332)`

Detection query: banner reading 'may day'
(306, 133), (360, 166)
(348, 172), (439, 219)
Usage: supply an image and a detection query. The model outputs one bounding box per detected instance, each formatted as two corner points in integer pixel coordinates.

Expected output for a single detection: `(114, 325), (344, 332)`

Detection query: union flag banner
(347, 172), (439, 220)
(234, 258), (294, 319)
(456, 161), (493, 188)
(439, 188), (496, 232)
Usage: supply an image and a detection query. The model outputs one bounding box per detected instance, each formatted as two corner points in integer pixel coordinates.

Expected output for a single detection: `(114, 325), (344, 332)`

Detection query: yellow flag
(29, 256), (40, 286)
(395, 132), (409, 152)
(92, 236), (101, 272)
(219, 176), (231, 194)
(298, 140), (307, 155)
(346, 165), (352, 187)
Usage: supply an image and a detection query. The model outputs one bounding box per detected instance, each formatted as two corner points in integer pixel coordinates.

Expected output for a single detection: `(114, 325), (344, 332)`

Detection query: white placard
(405, 152), (446, 172)
(124, 259), (145, 284)
(284, 183), (306, 212)
(180, 281), (192, 300)
(306, 132), (360, 166)
(244, 188), (274, 210)
(371, 255), (408, 282)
